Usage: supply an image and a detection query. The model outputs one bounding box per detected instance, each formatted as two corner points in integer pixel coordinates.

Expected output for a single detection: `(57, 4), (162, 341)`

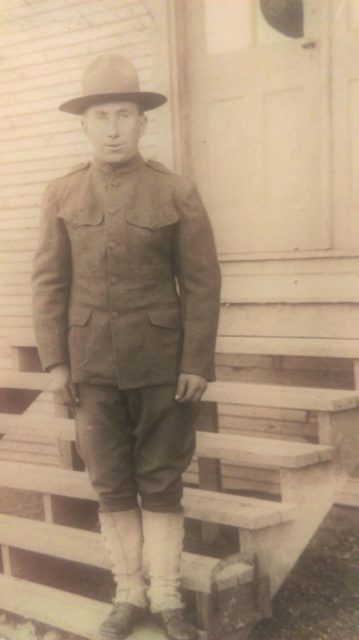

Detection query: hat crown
(82, 54), (140, 98)
(59, 52), (166, 113)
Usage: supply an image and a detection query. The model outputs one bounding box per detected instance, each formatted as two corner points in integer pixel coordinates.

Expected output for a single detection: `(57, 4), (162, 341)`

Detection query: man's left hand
(175, 373), (207, 403)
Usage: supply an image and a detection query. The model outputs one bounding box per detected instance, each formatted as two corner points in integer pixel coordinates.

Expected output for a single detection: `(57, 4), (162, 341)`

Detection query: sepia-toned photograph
(0, 1), (358, 639)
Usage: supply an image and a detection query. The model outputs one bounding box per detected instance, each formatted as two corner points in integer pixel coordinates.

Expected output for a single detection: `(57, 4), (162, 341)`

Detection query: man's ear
(81, 115), (88, 135)
(140, 114), (147, 137)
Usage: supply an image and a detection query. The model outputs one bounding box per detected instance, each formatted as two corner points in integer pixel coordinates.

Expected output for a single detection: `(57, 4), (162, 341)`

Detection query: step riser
(240, 461), (336, 596)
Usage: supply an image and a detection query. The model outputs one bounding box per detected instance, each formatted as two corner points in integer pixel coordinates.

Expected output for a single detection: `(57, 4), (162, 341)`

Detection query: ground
(0, 506), (358, 640)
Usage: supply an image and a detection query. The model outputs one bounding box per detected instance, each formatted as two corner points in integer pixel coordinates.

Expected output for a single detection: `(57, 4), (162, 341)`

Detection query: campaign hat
(59, 54), (167, 114)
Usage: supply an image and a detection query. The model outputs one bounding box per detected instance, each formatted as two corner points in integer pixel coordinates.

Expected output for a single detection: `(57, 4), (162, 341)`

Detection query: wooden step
(4, 328), (36, 348)
(216, 336), (359, 359)
(0, 514), (233, 594)
(0, 413), (333, 469)
(196, 432), (333, 468)
(0, 371), (48, 389)
(204, 382), (359, 412)
(7, 330), (359, 360)
(1, 372), (359, 411)
(0, 574), (174, 640)
(0, 462), (295, 529)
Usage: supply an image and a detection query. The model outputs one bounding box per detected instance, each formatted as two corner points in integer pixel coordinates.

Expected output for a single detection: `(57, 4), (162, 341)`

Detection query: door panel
(332, 0), (359, 249)
(184, 0), (330, 255)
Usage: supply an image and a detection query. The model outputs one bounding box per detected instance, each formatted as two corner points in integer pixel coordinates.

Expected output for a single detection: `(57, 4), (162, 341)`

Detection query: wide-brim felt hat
(59, 54), (167, 114)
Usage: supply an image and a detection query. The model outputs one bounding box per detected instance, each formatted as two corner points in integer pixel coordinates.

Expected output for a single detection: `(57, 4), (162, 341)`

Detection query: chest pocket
(57, 208), (105, 274)
(57, 208), (104, 228)
(126, 206), (179, 231)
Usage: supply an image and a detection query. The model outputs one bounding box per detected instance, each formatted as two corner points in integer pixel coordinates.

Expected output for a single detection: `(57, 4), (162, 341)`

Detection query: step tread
(216, 336), (359, 359)
(1, 372), (359, 411)
(0, 413), (333, 469)
(0, 574), (179, 640)
(204, 381), (359, 412)
(0, 514), (239, 594)
(0, 461), (296, 529)
(7, 329), (359, 359)
(196, 431), (333, 467)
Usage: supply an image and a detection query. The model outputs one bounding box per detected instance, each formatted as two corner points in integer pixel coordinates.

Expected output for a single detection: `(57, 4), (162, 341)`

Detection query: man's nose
(107, 119), (120, 138)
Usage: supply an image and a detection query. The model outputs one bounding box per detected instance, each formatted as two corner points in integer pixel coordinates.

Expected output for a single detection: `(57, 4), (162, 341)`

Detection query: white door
(182, 0), (330, 256)
(332, 0), (359, 250)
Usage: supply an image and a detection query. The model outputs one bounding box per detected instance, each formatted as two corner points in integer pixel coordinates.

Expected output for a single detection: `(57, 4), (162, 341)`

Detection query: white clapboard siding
(0, 0), (162, 339)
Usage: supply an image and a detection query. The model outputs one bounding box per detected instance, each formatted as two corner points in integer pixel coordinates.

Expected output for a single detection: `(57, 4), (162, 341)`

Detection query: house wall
(0, 0), (172, 362)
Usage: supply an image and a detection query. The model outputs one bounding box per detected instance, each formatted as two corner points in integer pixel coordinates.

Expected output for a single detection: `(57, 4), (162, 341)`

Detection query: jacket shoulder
(65, 161), (91, 176)
(145, 159), (193, 191)
(44, 162), (90, 198)
(145, 158), (173, 175)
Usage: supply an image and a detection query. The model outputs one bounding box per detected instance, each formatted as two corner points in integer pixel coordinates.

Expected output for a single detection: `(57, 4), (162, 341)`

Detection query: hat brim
(59, 91), (167, 114)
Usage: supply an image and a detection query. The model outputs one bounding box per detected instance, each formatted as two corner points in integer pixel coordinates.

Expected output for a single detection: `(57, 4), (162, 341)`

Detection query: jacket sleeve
(173, 178), (221, 381)
(32, 182), (72, 371)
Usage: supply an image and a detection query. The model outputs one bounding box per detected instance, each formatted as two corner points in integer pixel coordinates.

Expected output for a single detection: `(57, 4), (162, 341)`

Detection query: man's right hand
(47, 364), (79, 407)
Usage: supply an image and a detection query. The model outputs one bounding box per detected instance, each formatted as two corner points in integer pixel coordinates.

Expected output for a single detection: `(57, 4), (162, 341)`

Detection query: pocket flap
(58, 208), (104, 227)
(126, 207), (179, 230)
(68, 306), (92, 326)
(148, 308), (181, 330)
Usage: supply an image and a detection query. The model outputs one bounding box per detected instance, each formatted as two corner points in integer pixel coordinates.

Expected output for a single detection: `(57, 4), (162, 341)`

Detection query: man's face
(82, 101), (146, 163)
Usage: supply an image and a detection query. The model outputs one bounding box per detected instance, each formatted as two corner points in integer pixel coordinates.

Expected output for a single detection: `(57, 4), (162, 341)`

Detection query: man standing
(32, 54), (221, 640)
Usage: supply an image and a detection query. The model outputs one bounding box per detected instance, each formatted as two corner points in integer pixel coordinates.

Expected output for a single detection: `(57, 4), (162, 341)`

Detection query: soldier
(32, 54), (221, 640)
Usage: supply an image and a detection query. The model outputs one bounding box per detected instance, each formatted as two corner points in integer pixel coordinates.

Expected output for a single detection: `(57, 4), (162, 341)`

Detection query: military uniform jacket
(32, 154), (221, 388)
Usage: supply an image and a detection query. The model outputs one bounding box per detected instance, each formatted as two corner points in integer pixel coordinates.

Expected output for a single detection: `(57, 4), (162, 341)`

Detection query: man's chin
(101, 150), (129, 163)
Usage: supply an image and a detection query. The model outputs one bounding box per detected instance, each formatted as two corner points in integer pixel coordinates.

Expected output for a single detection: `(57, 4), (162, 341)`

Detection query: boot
(142, 510), (199, 640)
(98, 509), (148, 639)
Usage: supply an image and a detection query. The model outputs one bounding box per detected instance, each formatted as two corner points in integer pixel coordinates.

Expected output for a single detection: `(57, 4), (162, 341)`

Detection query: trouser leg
(75, 384), (138, 511)
(129, 384), (197, 512)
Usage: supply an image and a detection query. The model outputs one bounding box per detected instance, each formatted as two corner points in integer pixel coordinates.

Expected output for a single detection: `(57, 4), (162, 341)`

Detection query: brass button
(112, 310), (119, 319)
(110, 276), (118, 285)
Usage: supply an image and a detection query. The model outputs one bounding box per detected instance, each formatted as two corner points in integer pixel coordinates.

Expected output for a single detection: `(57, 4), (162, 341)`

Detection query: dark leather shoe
(98, 603), (146, 640)
(158, 609), (199, 640)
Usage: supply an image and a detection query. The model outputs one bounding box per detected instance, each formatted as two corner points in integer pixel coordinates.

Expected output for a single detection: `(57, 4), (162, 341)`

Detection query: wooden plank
(196, 432), (333, 468)
(0, 372), (50, 389)
(0, 575), (169, 640)
(4, 329), (36, 347)
(216, 336), (359, 359)
(204, 382), (359, 412)
(221, 273), (359, 304)
(219, 416), (317, 442)
(219, 303), (359, 340)
(0, 461), (295, 529)
(0, 413), (332, 468)
(0, 514), (220, 594)
(2, 372), (359, 411)
(183, 487), (295, 528)
(336, 477), (359, 507)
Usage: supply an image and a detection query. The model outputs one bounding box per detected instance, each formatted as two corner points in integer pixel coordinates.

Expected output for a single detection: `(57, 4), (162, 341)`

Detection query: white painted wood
(0, 575), (171, 640)
(332, 0), (359, 250)
(216, 336), (359, 359)
(1, 545), (12, 575)
(336, 477), (359, 507)
(0, 514), (220, 594)
(2, 371), (359, 411)
(0, 461), (295, 529)
(182, 0), (330, 255)
(0, 413), (332, 468)
(240, 461), (336, 596)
